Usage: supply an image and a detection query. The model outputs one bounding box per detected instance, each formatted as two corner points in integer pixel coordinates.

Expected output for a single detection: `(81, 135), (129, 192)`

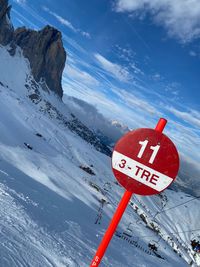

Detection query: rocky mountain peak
(0, 0), (66, 98)
(0, 0), (14, 45)
(13, 25), (66, 98)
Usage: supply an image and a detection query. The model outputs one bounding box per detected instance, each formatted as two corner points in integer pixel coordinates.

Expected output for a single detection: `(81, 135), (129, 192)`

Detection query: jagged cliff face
(0, 0), (14, 45)
(0, 0), (66, 98)
(13, 26), (66, 98)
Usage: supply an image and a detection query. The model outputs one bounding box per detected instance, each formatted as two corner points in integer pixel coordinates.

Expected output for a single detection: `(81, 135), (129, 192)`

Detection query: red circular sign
(112, 128), (179, 195)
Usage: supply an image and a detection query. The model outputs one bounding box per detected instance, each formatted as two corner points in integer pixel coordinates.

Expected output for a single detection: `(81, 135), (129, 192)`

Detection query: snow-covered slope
(0, 45), (200, 267)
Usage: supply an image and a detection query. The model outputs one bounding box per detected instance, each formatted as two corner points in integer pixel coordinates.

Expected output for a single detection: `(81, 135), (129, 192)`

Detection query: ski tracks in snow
(0, 180), (76, 267)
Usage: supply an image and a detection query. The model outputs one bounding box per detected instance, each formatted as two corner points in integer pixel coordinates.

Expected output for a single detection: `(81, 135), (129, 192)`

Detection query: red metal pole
(90, 190), (132, 267)
(89, 118), (167, 266)
(155, 118), (167, 133)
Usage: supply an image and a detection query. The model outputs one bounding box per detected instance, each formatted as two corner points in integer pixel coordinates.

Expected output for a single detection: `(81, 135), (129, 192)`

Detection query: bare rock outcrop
(13, 26), (66, 98)
(0, 0), (14, 45)
(0, 0), (66, 98)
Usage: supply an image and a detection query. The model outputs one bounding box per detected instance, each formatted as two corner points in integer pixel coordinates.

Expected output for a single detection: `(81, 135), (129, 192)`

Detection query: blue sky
(10, 0), (200, 175)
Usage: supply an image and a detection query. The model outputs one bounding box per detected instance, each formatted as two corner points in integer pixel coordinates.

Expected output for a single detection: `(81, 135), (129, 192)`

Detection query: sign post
(89, 118), (179, 267)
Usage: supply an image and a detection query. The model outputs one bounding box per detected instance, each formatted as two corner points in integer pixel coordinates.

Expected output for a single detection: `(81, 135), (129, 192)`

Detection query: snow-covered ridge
(0, 45), (200, 266)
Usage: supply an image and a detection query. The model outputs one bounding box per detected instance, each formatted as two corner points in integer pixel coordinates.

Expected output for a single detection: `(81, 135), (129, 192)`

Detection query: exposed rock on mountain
(0, 0), (14, 45)
(0, 0), (66, 98)
(13, 26), (66, 98)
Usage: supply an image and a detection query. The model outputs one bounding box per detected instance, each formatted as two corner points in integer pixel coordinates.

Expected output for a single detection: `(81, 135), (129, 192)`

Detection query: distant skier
(194, 243), (200, 253)
(36, 133), (43, 138)
(191, 240), (200, 252)
(148, 243), (158, 252)
(24, 142), (33, 150)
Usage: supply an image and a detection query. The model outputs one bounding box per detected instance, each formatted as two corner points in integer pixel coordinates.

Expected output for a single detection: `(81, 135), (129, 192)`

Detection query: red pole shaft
(90, 190), (132, 267)
(155, 118), (167, 133)
(90, 118), (167, 266)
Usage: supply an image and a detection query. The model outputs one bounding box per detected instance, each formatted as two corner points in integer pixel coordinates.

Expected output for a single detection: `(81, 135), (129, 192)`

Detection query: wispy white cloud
(114, 0), (200, 43)
(14, 0), (26, 5)
(167, 106), (200, 128)
(16, 18), (24, 25)
(114, 44), (135, 63)
(12, 8), (40, 30)
(111, 88), (159, 115)
(81, 31), (91, 38)
(64, 65), (99, 86)
(13, 3), (49, 26)
(42, 6), (76, 32)
(163, 82), (180, 99)
(189, 50), (197, 57)
(151, 73), (162, 81)
(123, 92), (159, 115)
(94, 53), (131, 82)
(43, 6), (91, 39)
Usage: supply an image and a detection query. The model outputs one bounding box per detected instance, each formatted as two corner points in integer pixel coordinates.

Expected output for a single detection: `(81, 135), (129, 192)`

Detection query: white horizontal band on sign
(112, 151), (173, 192)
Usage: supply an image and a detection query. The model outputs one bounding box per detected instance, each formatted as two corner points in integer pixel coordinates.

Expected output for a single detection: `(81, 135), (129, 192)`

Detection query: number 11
(138, 140), (160, 164)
